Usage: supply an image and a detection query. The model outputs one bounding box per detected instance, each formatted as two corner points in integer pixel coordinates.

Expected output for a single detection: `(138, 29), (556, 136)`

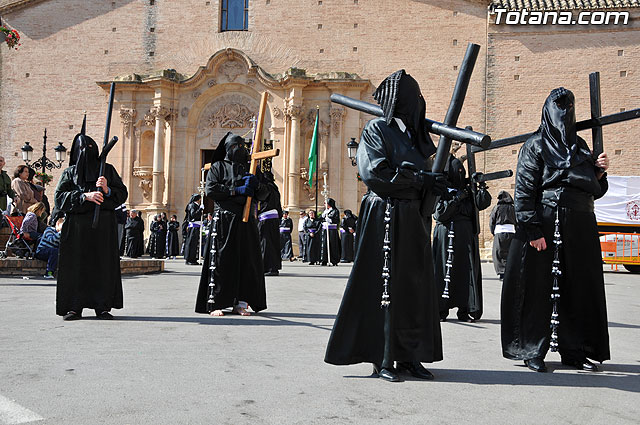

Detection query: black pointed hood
(69, 133), (100, 187)
(539, 87), (591, 169)
(373, 69), (436, 157)
(212, 132), (249, 164)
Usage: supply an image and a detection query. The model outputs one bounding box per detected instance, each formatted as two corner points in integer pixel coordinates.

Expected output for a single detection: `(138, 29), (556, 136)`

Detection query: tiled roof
(490, 0), (640, 10)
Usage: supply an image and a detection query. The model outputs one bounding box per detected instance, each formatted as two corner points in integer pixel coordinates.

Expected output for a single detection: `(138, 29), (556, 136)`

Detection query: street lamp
(346, 137), (359, 166)
(20, 129), (67, 185)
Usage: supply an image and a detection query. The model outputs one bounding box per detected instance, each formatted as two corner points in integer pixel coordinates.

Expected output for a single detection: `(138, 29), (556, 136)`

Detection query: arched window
(221, 0), (248, 31)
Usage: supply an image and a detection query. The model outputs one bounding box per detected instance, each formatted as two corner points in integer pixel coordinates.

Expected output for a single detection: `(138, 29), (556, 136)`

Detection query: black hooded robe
(147, 219), (166, 259)
(257, 174), (283, 274)
(433, 156), (491, 321)
(320, 203), (342, 266)
(125, 216), (144, 258)
(55, 163), (128, 316)
(501, 88), (610, 363)
(340, 211), (357, 263)
(195, 133), (266, 314)
(166, 220), (180, 257)
(280, 217), (294, 260)
(325, 118), (443, 366)
(489, 191), (516, 276)
(184, 195), (202, 264)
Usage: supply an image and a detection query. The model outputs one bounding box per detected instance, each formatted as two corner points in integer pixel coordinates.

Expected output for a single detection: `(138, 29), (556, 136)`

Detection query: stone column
(119, 107), (136, 205)
(150, 106), (169, 208)
(287, 103), (303, 211)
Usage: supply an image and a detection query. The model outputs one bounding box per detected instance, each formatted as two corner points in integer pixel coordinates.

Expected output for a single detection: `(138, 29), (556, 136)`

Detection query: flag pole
(315, 106), (319, 215)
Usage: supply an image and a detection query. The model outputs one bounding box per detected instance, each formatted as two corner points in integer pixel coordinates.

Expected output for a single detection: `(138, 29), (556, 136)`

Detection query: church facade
(1, 0), (638, 242)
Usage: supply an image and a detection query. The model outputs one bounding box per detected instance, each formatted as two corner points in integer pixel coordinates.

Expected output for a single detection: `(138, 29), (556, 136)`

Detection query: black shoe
(524, 358), (547, 372)
(96, 311), (114, 320)
(396, 361), (434, 380)
(264, 271), (279, 276)
(561, 357), (599, 372)
(186, 262), (201, 266)
(63, 311), (82, 321)
(372, 364), (402, 383)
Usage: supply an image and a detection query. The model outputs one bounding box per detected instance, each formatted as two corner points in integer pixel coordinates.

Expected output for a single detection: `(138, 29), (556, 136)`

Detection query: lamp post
(346, 137), (359, 167)
(20, 128), (67, 185)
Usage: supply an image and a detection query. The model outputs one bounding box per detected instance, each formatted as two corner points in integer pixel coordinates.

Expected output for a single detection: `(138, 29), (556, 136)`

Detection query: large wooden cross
(242, 91), (280, 222)
(469, 72), (640, 156)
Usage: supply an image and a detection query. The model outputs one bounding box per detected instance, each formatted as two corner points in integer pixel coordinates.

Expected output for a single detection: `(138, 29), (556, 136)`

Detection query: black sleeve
(595, 172), (608, 200)
(514, 137), (544, 241)
(206, 163), (234, 201)
(54, 168), (90, 214)
(100, 164), (128, 210)
(489, 206), (497, 235)
(357, 121), (421, 198)
(433, 196), (460, 223)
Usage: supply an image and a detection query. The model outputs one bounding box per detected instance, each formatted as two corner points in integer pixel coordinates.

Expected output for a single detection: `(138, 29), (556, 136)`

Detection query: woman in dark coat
(432, 155), (491, 322)
(320, 198), (341, 266)
(489, 191), (516, 279)
(339, 209), (357, 263)
(147, 214), (166, 259)
(183, 194), (202, 265)
(501, 87), (610, 373)
(304, 210), (322, 265)
(166, 214), (180, 259)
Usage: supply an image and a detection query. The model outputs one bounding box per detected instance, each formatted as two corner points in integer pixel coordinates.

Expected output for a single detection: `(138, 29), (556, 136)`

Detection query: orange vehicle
(595, 176), (640, 273)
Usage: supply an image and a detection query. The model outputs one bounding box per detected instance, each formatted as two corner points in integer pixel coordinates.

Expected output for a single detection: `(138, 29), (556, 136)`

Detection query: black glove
(418, 171), (447, 196)
(454, 187), (470, 202)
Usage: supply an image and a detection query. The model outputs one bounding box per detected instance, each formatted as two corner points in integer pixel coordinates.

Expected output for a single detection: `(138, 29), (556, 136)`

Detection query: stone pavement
(0, 260), (638, 425)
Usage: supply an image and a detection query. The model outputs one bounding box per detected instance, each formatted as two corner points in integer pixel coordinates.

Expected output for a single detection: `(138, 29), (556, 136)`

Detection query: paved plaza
(1, 261), (638, 425)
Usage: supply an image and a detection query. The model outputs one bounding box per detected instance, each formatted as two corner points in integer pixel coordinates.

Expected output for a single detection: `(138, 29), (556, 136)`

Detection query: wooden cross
(242, 92), (280, 222)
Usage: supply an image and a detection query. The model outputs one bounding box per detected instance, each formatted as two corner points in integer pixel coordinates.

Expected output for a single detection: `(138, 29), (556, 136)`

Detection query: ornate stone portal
(100, 48), (370, 238)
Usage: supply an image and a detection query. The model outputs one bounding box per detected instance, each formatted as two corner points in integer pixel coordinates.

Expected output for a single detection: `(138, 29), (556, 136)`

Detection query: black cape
(325, 117), (442, 365)
(257, 178), (283, 273)
(501, 132), (610, 362)
(433, 168), (491, 320)
(54, 164), (128, 316)
(280, 217), (294, 260)
(125, 216), (144, 258)
(166, 220), (180, 257)
(489, 191), (516, 276)
(320, 207), (342, 266)
(195, 159), (267, 313)
(340, 213), (357, 263)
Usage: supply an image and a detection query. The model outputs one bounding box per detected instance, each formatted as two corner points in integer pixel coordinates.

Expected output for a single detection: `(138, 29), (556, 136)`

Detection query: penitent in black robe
(304, 217), (322, 264)
(55, 164), (128, 316)
(320, 207), (341, 266)
(433, 163), (491, 321)
(147, 220), (166, 259)
(340, 213), (357, 263)
(125, 216), (144, 258)
(489, 191), (516, 276)
(501, 133), (610, 363)
(325, 117), (443, 366)
(184, 198), (202, 264)
(280, 217), (294, 260)
(195, 159), (266, 314)
(166, 220), (180, 257)
(257, 177), (283, 274)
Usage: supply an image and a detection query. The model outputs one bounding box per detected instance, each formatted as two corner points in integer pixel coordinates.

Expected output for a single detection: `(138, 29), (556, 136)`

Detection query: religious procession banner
(308, 108), (319, 188)
(595, 175), (640, 225)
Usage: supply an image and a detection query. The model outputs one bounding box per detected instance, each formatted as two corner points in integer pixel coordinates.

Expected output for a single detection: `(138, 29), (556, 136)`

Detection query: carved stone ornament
(272, 106), (284, 120)
(299, 167), (315, 201)
(181, 107), (189, 118)
(193, 91), (201, 99)
(287, 104), (303, 119)
(120, 108), (137, 128)
(151, 106), (171, 120)
(330, 107), (345, 136)
(139, 179), (153, 201)
(208, 79), (217, 87)
(219, 60), (245, 82)
(143, 113), (155, 127)
(197, 94), (259, 138)
(246, 78), (256, 87)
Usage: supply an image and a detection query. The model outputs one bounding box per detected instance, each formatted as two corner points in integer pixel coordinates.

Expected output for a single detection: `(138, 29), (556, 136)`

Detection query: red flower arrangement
(0, 27), (21, 49)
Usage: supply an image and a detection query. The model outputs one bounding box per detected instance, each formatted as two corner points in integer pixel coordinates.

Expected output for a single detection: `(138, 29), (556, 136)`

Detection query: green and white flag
(307, 108), (319, 187)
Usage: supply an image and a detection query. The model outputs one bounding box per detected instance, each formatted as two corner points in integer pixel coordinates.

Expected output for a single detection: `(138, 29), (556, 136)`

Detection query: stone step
(0, 257), (165, 276)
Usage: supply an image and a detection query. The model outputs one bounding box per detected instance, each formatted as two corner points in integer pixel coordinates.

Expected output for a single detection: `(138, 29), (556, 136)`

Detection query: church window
(221, 0), (249, 32)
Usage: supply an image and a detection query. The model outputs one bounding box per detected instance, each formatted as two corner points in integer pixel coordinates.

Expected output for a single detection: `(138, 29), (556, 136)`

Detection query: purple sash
(322, 223), (338, 230)
(279, 227), (291, 233)
(259, 210), (279, 222)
